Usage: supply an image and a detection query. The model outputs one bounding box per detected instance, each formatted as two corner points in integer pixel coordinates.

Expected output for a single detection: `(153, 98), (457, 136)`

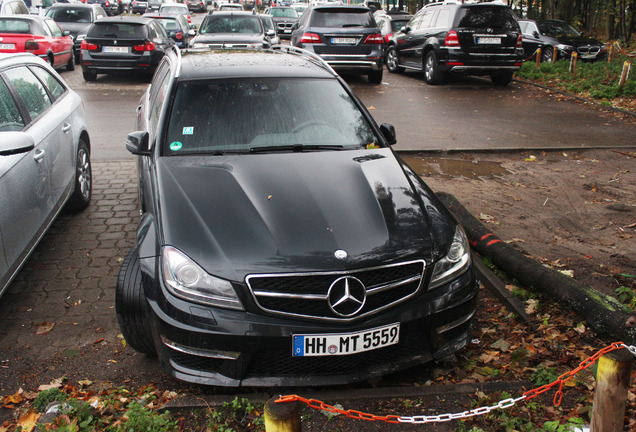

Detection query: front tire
(368, 68), (383, 84)
(386, 46), (404, 73)
(116, 246), (156, 355)
(491, 70), (514, 86)
(424, 50), (444, 85)
(66, 140), (92, 211)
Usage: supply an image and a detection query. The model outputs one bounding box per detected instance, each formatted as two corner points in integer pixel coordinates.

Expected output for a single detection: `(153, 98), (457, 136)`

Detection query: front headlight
(162, 246), (244, 310)
(191, 42), (208, 48)
(429, 225), (471, 290)
(76, 34), (86, 42)
(556, 44), (574, 53)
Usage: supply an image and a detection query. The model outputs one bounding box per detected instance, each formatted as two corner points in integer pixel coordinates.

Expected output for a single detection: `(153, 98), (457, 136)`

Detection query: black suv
(117, 45), (478, 386)
(385, 1), (523, 85)
(290, 4), (384, 84)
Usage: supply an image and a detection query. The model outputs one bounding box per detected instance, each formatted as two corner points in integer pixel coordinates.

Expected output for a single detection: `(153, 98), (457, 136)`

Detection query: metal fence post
(590, 348), (634, 432)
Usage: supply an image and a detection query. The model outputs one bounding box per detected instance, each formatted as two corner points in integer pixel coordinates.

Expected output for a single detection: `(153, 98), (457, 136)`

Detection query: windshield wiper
(249, 144), (343, 153)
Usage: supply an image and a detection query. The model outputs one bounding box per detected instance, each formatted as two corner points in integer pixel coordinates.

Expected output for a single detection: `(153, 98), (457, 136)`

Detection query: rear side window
(3, 66), (51, 123)
(0, 77), (24, 132)
(455, 6), (518, 30)
(88, 22), (147, 38)
(31, 66), (66, 101)
(310, 9), (374, 28)
(47, 8), (94, 23)
(0, 18), (31, 33)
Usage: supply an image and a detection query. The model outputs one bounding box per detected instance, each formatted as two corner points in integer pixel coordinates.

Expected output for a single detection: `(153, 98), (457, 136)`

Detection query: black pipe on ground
(437, 192), (636, 345)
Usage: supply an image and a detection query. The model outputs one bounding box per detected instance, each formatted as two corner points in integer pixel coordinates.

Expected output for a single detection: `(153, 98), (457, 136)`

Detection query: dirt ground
(405, 148), (636, 301)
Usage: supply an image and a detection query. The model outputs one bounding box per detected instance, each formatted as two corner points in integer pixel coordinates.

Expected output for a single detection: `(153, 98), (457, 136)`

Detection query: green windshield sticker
(170, 141), (183, 151)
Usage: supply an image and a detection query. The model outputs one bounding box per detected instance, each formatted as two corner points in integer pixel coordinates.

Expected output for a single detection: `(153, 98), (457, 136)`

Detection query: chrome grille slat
(246, 260), (426, 322)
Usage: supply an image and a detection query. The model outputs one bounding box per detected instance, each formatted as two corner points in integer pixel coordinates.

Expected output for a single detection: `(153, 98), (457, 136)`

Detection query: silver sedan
(0, 52), (92, 297)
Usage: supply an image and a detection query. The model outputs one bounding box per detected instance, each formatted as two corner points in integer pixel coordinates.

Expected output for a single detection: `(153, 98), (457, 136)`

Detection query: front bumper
(145, 261), (479, 386)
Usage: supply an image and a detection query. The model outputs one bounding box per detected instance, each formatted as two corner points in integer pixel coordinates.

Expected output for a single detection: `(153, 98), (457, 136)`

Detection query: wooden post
(618, 61), (631, 88)
(608, 44), (614, 63)
(552, 46), (558, 62)
(569, 52), (578, 74)
(590, 349), (634, 432)
(264, 397), (301, 432)
(536, 48), (542, 68)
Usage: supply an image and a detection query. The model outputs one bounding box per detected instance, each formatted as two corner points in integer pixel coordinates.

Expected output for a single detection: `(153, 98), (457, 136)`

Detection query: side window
(418, 10), (436, 30)
(407, 11), (423, 30)
(30, 65), (66, 101)
(42, 20), (53, 36)
(433, 9), (451, 28)
(155, 21), (167, 38)
(0, 77), (25, 132)
(45, 19), (63, 37)
(148, 61), (171, 134)
(3, 66), (52, 123)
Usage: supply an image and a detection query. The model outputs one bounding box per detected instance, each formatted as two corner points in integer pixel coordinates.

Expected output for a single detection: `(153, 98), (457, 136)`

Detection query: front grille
(277, 22), (294, 30)
(246, 260), (425, 322)
(577, 46), (601, 55)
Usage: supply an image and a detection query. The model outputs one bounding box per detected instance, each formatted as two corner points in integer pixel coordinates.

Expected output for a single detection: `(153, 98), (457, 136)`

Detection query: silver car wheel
(77, 146), (91, 200)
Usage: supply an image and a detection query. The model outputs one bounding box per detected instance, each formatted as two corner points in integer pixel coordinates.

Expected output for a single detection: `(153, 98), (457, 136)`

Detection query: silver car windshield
(164, 78), (377, 154)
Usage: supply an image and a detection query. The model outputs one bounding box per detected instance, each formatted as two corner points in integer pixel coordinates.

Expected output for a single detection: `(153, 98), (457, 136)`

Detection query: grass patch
(515, 52), (636, 112)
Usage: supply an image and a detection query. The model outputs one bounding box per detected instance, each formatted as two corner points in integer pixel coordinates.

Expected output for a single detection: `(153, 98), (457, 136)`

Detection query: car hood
(271, 16), (298, 23)
(549, 34), (604, 47)
(154, 149), (454, 281)
(192, 33), (264, 45)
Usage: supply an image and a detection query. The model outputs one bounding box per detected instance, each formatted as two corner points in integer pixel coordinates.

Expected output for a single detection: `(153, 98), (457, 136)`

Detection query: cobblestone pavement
(0, 160), (183, 400)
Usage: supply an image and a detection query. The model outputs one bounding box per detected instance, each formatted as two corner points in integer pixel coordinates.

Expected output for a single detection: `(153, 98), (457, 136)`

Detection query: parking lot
(1, 46), (635, 401)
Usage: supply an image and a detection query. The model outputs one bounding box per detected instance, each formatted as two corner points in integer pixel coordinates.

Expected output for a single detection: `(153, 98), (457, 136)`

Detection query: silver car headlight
(556, 44), (574, 53)
(191, 42), (208, 48)
(429, 226), (471, 290)
(162, 246), (244, 310)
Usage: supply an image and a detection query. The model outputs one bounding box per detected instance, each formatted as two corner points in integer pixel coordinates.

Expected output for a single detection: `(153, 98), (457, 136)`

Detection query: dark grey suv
(386, 1), (523, 85)
(116, 45), (478, 387)
(291, 4), (384, 84)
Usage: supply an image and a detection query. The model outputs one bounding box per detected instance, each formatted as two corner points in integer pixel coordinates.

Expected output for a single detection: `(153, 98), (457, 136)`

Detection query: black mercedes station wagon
(116, 45), (478, 386)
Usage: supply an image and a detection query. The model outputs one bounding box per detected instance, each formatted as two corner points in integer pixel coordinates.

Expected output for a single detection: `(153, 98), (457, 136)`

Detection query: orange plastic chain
(276, 342), (632, 424)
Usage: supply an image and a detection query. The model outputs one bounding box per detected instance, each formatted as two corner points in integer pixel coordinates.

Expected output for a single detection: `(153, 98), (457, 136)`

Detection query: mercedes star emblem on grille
(327, 276), (366, 317)
(334, 249), (348, 259)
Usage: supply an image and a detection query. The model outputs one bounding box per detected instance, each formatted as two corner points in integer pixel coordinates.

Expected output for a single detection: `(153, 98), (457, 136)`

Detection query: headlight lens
(429, 226), (471, 290)
(76, 34), (86, 42)
(162, 246), (243, 310)
(556, 44), (574, 53)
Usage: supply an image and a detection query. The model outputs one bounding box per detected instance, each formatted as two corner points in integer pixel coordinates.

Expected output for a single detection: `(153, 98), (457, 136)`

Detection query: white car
(0, 52), (92, 297)
(159, 2), (192, 22)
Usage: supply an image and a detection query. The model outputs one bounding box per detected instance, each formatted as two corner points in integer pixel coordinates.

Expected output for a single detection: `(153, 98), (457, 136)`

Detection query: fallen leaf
(38, 377), (65, 392)
(16, 411), (40, 432)
(35, 322), (54, 335)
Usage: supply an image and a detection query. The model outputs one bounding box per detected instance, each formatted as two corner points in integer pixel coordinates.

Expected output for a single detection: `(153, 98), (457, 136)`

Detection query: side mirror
(266, 29), (276, 37)
(402, 25), (410, 34)
(533, 31), (539, 38)
(0, 132), (34, 156)
(379, 123), (396, 145)
(126, 131), (151, 156)
(188, 29), (196, 36)
(63, 30), (70, 36)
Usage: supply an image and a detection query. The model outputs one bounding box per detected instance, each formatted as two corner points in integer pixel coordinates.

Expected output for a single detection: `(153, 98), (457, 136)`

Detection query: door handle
(34, 149), (46, 162)
(62, 123), (71, 133)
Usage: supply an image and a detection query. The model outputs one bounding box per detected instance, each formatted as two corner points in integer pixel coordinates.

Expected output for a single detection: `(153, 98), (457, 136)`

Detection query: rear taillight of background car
(80, 40), (98, 50)
(384, 33), (393, 43)
(24, 40), (39, 50)
(133, 41), (156, 52)
(516, 34), (523, 48)
(364, 33), (383, 44)
(299, 32), (321, 44)
(444, 30), (460, 47)
(175, 32), (183, 40)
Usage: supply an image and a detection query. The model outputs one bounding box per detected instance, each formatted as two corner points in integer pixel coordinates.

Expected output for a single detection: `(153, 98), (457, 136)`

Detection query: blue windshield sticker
(169, 141), (183, 151)
(183, 126), (194, 135)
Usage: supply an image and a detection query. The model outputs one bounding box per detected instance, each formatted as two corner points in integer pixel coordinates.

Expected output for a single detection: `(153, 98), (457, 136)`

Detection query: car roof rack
(270, 44), (337, 76)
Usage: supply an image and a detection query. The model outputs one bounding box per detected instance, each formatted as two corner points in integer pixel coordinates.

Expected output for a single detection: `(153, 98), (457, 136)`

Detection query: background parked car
(290, 4), (384, 84)
(46, 3), (107, 63)
(145, 13), (192, 48)
(159, 2), (191, 23)
(145, 0), (163, 13)
(259, 13), (279, 45)
(217, 2), (242, 11)
(185, 0), (205, 13)
(385, 1), (523, 85)
(373, 9), (410, 59)
(518, 19), (607, 63)
(84, 0), (120, 16)
(263, 6), (298, 38)
(0, 52), (92, 299)
(190, 11), (272, 48)
(0, 0), (29, 15)
(130, 0), (147, 14)
(0, 15), (74, 71)
(80, 15), (175, 81)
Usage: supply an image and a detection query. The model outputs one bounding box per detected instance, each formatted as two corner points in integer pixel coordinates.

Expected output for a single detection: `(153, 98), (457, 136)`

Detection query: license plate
(292, 323), (399, 357)
(477, 37), (501, 45)
(282, 29), (291, 33)
(331, 37), (357, 45)
(0, 43), (15, 50)
(103, 46), (128, 53)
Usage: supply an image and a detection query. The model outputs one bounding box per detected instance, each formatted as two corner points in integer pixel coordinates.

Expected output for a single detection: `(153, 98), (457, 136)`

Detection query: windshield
(269, 8), (298, 18)
(46, 8), (93, 23)
(310, 9), (374, 28)
(538, 21), (581, 37)
(164, 78), (377, 155)
(157, 18), (179, 31)
(200, 15), (261, 34)
(161, 5), (186, 14)
(88, 22), (147, 37)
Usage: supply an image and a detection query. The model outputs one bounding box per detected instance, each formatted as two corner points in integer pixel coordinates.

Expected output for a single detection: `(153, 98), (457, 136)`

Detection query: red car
(0, 15), (74, 72)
